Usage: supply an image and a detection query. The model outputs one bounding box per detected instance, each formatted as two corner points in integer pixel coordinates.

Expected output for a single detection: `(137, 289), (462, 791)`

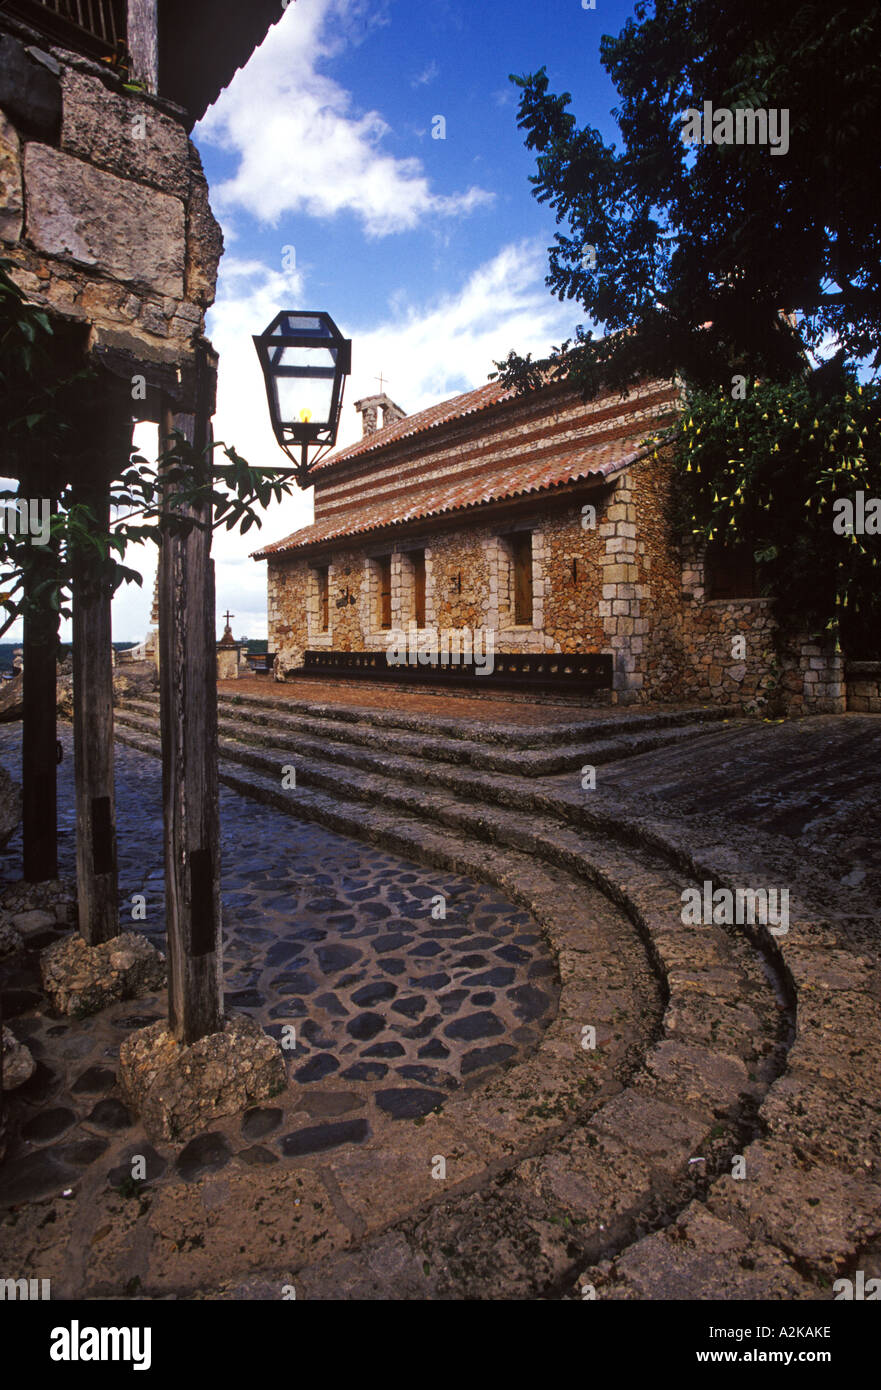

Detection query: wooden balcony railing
(2, 0), (127, 59)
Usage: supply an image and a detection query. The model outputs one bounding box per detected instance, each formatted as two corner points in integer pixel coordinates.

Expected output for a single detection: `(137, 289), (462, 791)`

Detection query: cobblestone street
(0, 723), (556, 1209)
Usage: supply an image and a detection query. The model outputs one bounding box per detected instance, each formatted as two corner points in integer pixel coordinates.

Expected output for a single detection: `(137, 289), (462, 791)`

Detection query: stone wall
(844, 662), (881, 714)
(0, 19), (222, 404)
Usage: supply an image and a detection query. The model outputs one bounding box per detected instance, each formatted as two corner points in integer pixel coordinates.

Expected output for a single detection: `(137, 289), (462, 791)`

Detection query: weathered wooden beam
(159, 349), (223, 1044)
(21, 509), (58, 883)
(71, 476), (119, 945)
(127, 0), (159, 93)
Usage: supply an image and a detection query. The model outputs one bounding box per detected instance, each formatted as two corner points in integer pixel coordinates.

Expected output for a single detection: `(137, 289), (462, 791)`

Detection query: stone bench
(299, 649), (614, 694)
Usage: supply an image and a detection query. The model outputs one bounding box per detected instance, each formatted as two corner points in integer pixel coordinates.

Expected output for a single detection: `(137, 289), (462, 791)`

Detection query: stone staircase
(104, 689), (881, 1299)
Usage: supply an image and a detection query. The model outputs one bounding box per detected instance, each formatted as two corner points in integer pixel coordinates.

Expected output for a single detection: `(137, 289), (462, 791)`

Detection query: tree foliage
(668, 371), (881, 655)
(495, 0), (881, 393)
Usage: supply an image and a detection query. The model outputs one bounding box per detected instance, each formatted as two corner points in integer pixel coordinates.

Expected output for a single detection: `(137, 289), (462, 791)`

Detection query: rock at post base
(0, 763), (21, 849)
(40, 932), (166, 1017)
(0, 919), (24, 959)
(1, 1025), (35, 1090)
(1, 878), (78, 929)
(119, 1013), (287, 1142)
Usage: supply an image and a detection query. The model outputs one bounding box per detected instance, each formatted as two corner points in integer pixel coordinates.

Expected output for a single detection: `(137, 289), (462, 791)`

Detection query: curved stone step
(116, 696), (739, 778)
(111, 717), (797, 1298)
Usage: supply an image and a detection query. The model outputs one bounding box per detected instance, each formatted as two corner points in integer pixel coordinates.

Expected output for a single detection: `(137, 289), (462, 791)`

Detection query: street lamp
(253, 311), (352, 482)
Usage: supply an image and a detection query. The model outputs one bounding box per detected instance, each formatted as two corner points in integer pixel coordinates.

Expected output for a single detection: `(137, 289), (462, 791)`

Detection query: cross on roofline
(223, 610), (234, 628)
(375, 372), (388, 394)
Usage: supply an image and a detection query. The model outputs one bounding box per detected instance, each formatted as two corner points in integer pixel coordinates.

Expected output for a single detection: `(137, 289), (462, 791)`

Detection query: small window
(411, 550), (426, 627)
(510, 532), (534, 625)
(377, 555), (392, 629)
(314, 566), (329, 632)
(705, 542), (758, 600)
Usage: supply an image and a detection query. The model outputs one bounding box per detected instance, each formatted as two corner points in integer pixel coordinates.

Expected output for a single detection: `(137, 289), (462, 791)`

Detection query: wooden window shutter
(412, 551), (426, 627)
(379, 555), (392, 628)
(316, 567), (329, 631)
(511, 532), (533, 624)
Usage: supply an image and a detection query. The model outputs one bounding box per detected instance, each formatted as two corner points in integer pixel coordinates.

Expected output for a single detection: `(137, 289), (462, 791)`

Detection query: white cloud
(411, 60), (439, 88)
(106, 239), (571, 641)
(196, 0), (492, 238)
(335, 239), (573, 445)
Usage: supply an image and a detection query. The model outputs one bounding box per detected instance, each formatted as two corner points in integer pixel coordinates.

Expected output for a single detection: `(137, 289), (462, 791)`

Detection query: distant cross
(223, 610), (234, 630)
(375, 372), (388, 395)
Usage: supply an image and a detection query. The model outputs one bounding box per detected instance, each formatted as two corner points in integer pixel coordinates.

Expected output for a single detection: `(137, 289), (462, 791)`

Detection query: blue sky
(111, 0), (640, 642)
(12, 0), (639, 642)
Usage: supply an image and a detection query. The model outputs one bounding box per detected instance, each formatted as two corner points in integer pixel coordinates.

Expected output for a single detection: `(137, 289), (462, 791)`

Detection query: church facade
(254, 378), (845, 713)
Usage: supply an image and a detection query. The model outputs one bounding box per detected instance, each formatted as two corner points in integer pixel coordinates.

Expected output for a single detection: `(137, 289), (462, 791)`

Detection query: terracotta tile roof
(310, 379), (517, 471)
(253, 375), (680, 559)
(254, 436), (657, 558)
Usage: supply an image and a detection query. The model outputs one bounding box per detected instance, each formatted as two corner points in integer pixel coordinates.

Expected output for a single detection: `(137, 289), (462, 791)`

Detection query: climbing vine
(659, 371), (881, 658)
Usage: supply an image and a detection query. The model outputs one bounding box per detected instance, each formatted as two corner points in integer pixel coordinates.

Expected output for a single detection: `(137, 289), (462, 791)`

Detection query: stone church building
(255, 377), (846, 713)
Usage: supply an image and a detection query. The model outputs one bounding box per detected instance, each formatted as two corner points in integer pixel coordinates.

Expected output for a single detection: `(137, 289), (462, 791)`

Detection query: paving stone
(362, 1041), (406, 1058)
(294, 1053), (340, 1083)
(314, 991), (349, 1017)
(461, 1044), (516, 1075)
(297, 1090), (364, 1118)
(315, 943), (362, 973)
(224, 988), (264, 1009)
(463, 967), (515, 987)
(0, 1150), (79, 1205)
(351, 981), (397, 1006)
(375, 1088), (447, 1119)
(397, 1065), (457, 1088)
(54, 1136), (109, 1166)
(176, 1133), (233, 1182)
(242, 1107), (283, 1140)
(346, 1012), (385, 1041)
(71, 1065), (117, 1094)
(444, 1011), (505, 1041)
(507, 984), (553, 1022)
(342, 1062), (388, 1081)
(412, 972), (450, 990)
(579, 1202), (815, 1301)
(390, 994), (426, 1018)
(280, 1118), (370, 1156)
(107, 1144), (167, 1187)
(418, 1039), (450, 1060)
(86, 1098), (133, 1132)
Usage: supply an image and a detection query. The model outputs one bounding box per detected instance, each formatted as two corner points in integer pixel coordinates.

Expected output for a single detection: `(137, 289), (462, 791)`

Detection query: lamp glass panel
(272, 345), (336, 426)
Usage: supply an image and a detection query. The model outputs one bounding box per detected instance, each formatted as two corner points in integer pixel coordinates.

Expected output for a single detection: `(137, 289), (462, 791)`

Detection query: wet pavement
(0, 724), (556, 1204)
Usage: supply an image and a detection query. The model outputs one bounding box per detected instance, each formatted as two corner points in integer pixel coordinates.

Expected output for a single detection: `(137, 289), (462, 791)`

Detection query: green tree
(497, 0), (881, 393)
(494, 2), (881, 656)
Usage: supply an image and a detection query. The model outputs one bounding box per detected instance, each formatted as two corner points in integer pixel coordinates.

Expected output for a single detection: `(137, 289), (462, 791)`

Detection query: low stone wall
(846, 661), (881, 713)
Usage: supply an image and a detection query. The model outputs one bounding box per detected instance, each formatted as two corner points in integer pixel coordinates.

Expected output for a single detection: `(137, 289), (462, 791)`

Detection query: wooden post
(71, 471), (120, 945)
(21, 500), (58, 883)
(159, 349), (223, 1044)
(127, 0), (159, 93)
